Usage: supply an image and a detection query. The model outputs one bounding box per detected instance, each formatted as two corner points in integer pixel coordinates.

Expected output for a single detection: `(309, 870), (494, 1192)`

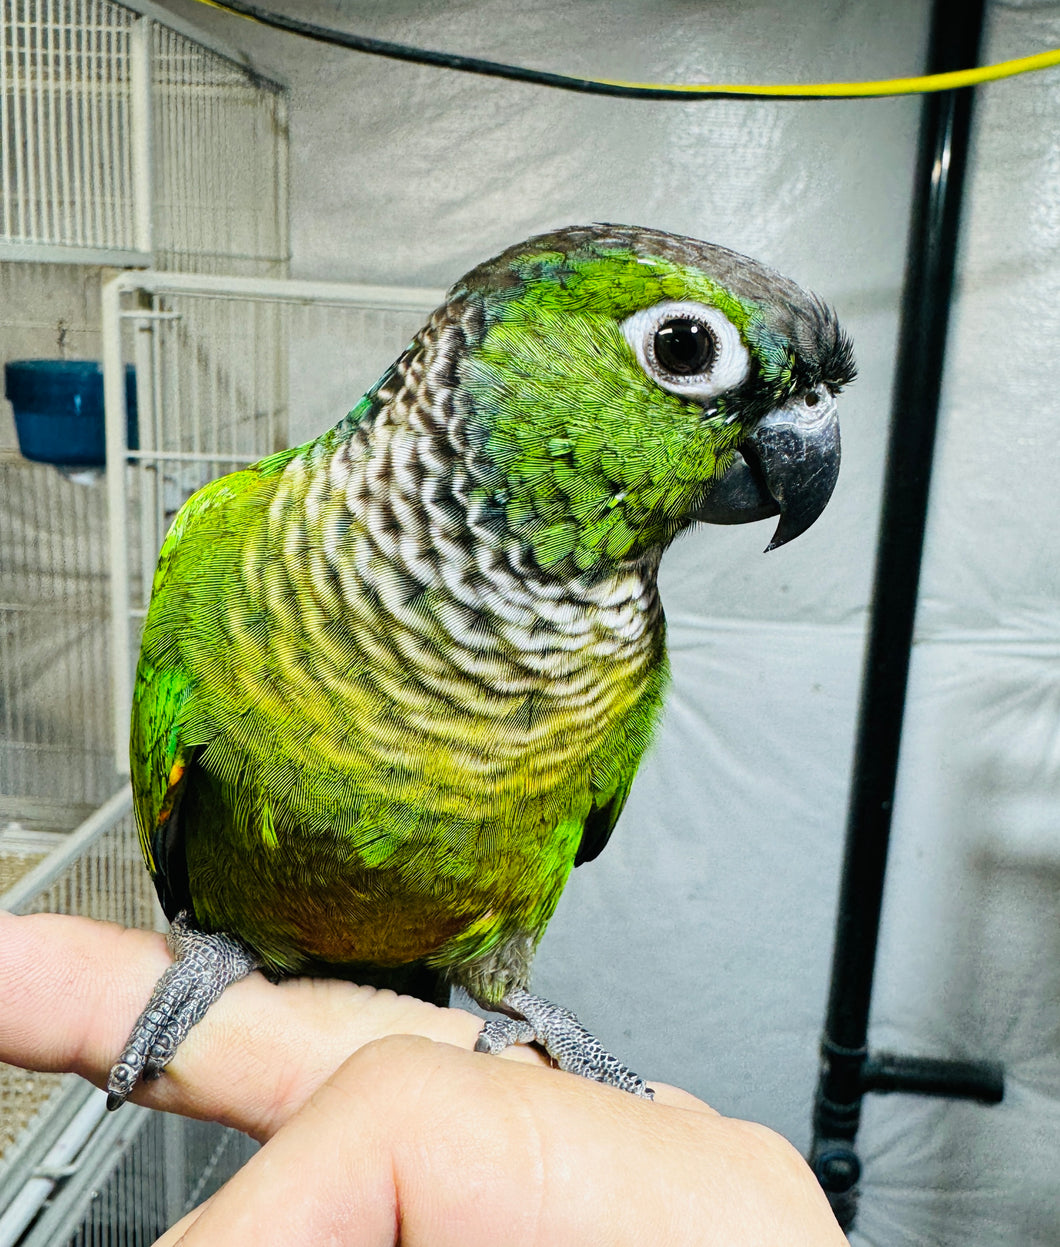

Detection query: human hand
(0, 911), (846, 1245)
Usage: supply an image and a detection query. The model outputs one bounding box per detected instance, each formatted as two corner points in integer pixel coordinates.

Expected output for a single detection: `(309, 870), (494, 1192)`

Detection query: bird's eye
(621, 300), (750, 403)
(653, 319), (716, 376)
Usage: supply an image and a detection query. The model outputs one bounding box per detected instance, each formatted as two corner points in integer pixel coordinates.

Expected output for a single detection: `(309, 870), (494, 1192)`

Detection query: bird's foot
(106, 912), (261, 1110)
(474, 987), (654, 1099)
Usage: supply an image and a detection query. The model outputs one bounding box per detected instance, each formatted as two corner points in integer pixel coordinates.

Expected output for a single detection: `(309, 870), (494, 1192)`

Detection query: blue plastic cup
(4, 359), (139, 468)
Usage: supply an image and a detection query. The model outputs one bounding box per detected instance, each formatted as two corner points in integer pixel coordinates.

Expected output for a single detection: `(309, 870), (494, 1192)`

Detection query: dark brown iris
(653, 319), (715, 376)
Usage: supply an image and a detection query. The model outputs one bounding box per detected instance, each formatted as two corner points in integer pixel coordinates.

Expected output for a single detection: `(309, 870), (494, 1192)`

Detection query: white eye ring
(621, 300), (751, 403)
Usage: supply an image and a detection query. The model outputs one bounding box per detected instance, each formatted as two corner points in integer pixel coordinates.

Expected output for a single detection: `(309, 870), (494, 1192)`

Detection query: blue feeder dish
(4, 360), (139, 468)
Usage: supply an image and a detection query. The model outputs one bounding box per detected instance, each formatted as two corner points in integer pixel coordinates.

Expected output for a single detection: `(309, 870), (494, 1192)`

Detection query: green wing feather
(129, 467), (263, 916)
(575, 766), (637, 867)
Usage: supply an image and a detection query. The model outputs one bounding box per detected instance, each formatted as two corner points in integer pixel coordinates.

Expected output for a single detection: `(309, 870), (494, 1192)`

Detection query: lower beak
(692, 392), (841, 551)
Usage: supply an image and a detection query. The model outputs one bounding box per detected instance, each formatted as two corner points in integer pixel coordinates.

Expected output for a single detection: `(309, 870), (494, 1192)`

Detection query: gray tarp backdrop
(124, 0), (1060, 1240)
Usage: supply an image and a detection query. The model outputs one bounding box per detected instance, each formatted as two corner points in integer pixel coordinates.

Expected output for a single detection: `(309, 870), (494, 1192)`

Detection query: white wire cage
(0, 0), (289, 271)
(1, 0), (290, 828)
(0, 457), (114, 823)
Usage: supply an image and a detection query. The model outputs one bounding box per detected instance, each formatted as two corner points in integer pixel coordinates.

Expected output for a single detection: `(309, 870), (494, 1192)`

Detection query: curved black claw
(474, 987), (655, 1100)
(106, 913), (261, 1110)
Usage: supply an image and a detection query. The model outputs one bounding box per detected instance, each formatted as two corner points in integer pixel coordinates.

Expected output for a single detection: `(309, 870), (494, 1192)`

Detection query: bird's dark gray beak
(693, 389), (841, 551)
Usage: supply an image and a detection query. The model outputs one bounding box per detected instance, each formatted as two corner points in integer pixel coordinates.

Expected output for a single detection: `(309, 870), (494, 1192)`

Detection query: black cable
(198, 0), (720, 100)
(195, 0), (1060, 101)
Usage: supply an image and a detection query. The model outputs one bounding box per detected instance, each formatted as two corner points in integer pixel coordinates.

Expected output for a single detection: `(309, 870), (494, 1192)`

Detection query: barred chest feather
(239, 298), (666, 814)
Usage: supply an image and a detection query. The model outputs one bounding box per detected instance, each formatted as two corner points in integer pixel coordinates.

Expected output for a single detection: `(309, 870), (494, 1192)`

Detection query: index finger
(0, 912), (705, 1138)
(0, 911), (496, 1136)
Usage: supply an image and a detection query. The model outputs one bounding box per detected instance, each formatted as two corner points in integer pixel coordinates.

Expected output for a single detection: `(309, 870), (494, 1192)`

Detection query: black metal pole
(827, 0), (984, 1063)
(810, 0), (1002, 1228)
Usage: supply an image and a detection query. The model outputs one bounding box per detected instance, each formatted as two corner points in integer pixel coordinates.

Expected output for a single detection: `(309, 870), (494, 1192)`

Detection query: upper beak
(692, 390), (841, 551)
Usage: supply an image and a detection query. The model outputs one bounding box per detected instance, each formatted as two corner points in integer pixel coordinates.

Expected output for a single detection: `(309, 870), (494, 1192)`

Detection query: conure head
(448, 223), (856, 571)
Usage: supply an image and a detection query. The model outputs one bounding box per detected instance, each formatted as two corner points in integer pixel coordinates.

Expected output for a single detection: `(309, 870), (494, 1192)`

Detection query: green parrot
(107, 224), (854, 1107)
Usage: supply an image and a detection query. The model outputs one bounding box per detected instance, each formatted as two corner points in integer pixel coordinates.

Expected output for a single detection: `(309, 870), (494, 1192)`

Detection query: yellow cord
(598, 48), (1060, 98)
